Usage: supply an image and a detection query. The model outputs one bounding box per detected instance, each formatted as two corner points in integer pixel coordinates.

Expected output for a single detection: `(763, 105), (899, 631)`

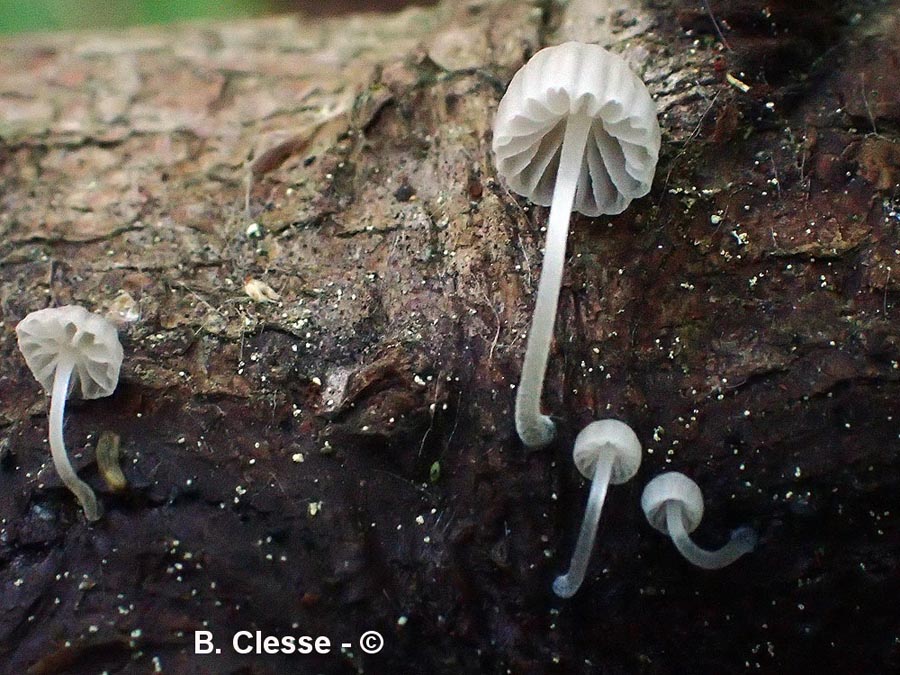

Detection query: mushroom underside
(495, 115), (653, 216)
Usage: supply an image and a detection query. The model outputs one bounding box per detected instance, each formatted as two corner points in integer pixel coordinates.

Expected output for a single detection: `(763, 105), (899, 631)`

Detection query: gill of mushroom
(492, 42), (660, 449)
(641, 472), (757, 569)
(16, 305), (124, 521)
(553, 419), (642, 598)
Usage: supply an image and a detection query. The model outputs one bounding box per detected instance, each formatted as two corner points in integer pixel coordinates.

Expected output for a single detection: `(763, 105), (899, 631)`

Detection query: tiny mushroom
(492, 42), (660, 448)
(16, 305), (124, 521)
(641, 472), (757, 570)
(553, 419), (642, 598)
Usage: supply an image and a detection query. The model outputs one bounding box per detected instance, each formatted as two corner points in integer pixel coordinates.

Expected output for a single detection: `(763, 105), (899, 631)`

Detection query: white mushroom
(493, 42), (660, 449)
(16, 305), (124, 521)
(553, 419), (642, 598)
(641, 472), (757, 569)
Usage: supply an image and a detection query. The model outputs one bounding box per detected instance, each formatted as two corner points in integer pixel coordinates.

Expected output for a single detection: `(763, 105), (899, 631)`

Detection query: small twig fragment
(725, 72), (751, 93)
(96, 431), (127, 492)
(244, 278), (281, 303)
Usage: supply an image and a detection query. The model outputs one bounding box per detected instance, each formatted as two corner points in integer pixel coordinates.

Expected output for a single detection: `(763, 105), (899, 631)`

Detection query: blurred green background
(0, 0), (268, 34)
(0, 0), (434, 35)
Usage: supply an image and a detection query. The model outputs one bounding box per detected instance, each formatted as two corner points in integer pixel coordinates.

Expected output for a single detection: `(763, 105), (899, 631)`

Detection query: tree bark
(1, 1), (898, 673)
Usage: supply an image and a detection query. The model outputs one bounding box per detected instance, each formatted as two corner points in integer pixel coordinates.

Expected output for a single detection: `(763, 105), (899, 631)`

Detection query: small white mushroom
(641, 472), (757, 569)
(493, 42), (661, 449)
(16, 306), (124, 521)
(553, 419), (642, 598)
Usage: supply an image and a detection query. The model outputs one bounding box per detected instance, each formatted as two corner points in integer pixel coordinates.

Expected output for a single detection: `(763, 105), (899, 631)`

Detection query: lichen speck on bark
(0, 1), (898, 673)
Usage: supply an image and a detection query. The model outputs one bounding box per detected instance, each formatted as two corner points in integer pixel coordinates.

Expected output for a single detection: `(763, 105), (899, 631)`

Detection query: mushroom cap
(572, 419), (642, 485)
(492, 41), (660, 217)
(16, 305), (123, 400)
(641, 472), (704, 535)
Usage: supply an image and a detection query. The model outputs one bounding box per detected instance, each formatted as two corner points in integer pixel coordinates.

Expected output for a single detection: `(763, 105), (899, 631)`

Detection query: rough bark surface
(1, 1), (898, 673)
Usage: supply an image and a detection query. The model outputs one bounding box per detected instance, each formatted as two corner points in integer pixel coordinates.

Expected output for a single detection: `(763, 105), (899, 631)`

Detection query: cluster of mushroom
(10, 42), (756, 597)
(492, 42), (756, 598)
(550, 422), (757, 598)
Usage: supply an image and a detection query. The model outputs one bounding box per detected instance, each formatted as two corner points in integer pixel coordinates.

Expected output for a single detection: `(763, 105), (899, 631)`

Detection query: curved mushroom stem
(665, 502), (756, 570)
(552, 445), (614, 598)
(49, 359), (101, 521)
(515, 113), (594, 449)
